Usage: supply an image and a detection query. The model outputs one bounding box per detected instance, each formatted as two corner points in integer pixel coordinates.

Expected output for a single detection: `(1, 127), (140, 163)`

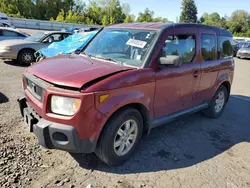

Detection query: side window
(201, 34), (217, 61)
(2, 30), (18, 37)
(162, 34), (196, 64)
(43, 34), (63, 43)
(62, 34), (70, 39)
(218, 36), (233, 59)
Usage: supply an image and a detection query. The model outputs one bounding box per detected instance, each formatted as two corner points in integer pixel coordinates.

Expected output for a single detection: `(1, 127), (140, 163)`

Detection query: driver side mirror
(158, 55), (182, 67)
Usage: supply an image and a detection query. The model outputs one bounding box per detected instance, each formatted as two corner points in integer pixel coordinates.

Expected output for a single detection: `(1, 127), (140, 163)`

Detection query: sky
(119, 0), (250, 22)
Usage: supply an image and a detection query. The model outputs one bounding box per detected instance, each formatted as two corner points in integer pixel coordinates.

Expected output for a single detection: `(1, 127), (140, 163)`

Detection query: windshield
(25, 32), (47, 42)
(242, 43), (250, 48)
(84, 28), (157, 67)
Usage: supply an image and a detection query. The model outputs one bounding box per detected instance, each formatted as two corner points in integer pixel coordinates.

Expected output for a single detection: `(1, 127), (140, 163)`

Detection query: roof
(0, 27), (18, 31)
(107, 22), (232, 37)
(107, 22), (168, 30)
(46, 31), (72, 34)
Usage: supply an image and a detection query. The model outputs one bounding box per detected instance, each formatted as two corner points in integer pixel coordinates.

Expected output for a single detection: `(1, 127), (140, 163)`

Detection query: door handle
(193, 71), (199, 78)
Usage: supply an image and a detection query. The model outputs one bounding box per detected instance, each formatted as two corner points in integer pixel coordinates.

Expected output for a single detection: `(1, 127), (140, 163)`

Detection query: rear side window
(163, 34), (196, 63)
(201, 34), (216, 61)
(218, 36), (233, 58)
(2, 30), (19, 37)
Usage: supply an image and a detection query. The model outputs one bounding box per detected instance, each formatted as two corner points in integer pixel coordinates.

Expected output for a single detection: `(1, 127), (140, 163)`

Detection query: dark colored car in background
(19, 23), (234, 166)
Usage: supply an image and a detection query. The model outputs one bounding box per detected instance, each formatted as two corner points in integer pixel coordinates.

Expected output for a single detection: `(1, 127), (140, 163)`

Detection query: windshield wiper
(81, 52), (90, 57)
(94, 56), (122, 64)
(81, 52), (92, 58)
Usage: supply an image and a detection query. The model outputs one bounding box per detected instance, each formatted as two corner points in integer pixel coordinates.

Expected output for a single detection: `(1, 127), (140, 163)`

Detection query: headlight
(51, 96), (81, 116)
(0, 46), (13, 51)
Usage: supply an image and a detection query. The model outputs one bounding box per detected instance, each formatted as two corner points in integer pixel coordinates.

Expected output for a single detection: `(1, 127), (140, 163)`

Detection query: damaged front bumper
(18, 95), (97, 154)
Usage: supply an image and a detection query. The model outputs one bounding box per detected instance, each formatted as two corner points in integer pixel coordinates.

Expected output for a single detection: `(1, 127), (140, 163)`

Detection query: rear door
(196, 28), (219, 103)
(153, 27), (201, 118)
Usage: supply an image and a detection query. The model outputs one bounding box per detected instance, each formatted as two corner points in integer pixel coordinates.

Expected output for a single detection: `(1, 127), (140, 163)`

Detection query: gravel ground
(0, 58), (250, 188)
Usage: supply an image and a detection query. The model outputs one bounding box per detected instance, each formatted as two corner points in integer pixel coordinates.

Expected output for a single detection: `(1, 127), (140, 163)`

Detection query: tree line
(0, 0), (250, 37)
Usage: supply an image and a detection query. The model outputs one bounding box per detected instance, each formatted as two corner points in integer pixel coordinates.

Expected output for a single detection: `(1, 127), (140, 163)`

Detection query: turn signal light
(99, 94), (109, 103)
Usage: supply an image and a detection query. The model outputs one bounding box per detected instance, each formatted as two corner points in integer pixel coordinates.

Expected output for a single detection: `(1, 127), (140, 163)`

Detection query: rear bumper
(19, 95), (97, 154)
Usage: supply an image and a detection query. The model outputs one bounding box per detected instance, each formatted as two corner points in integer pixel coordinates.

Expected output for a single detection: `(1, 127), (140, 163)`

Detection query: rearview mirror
(159, 55), (181, 66)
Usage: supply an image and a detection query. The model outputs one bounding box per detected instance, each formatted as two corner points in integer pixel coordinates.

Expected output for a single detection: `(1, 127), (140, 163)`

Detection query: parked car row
(0, 27), (101, 64)
(18, 23), (235, 166)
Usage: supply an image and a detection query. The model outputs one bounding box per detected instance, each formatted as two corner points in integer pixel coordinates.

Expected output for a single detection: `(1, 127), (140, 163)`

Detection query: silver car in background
(0, 27), (28, 41)
(237, 43), (250, 59)
(0, 31), (71, 64)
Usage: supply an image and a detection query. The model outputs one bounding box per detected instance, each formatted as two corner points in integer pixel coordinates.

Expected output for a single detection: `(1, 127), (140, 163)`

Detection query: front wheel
(18, 49), (35, 65)
(202, 85), (228, 118)
(95, 107), (143, 166)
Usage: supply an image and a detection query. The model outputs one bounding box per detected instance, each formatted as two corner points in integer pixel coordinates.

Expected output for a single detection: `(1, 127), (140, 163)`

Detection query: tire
(18, 49), (35, 65)
(95, 107), (143, 166)
(202, 85), (228, 118)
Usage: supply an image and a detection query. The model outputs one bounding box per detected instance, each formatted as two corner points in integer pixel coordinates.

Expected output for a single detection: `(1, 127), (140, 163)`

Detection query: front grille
(24, 73), (51, 102)
(26, 78), (44, 101)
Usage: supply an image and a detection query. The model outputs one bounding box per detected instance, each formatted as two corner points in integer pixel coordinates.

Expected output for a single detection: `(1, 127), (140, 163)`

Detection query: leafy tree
(153, 17), (168, 22)
(201, 12), (223, 27)
(73, 0), (86, 14)
(86, 0), (102, 25)
(228, 10), (250, 36)
(55, 9), (65, 22)
(136, 8), (154, 22)
(124, 15), (134, 23)
(180, 0), (198, 23)
(65, 10), (75, 23)
(102, 15), (109, 25)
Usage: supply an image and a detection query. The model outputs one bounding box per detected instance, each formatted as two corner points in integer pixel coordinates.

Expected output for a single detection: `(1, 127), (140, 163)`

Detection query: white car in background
(237, 43), (250, 59)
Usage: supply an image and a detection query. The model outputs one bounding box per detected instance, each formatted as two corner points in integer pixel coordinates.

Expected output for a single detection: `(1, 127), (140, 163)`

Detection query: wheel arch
(221, 81), (231, 96)
(17, 48), (36, 59)
(217, 80), (231, 102)
(96, 102), (150, 145)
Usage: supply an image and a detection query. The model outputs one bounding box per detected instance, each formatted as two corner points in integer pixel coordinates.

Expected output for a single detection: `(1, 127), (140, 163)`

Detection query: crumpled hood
(27, 55), (132, 89)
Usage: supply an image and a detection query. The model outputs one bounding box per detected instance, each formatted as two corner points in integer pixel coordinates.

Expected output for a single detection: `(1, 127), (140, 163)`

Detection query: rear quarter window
(201, 34), (217, 61)
(218, 36), (233, 59)
(2, 30), (19, 37)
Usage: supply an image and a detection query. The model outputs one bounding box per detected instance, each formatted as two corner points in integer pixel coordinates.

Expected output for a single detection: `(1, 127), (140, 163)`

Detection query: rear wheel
(95, 107), (143, 166)
(202, 85), (228, 118)
(18, 49), (35, 65)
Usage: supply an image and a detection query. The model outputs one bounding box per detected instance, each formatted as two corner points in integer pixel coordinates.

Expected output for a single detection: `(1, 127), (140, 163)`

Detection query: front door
(153, 27), (201, 119)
